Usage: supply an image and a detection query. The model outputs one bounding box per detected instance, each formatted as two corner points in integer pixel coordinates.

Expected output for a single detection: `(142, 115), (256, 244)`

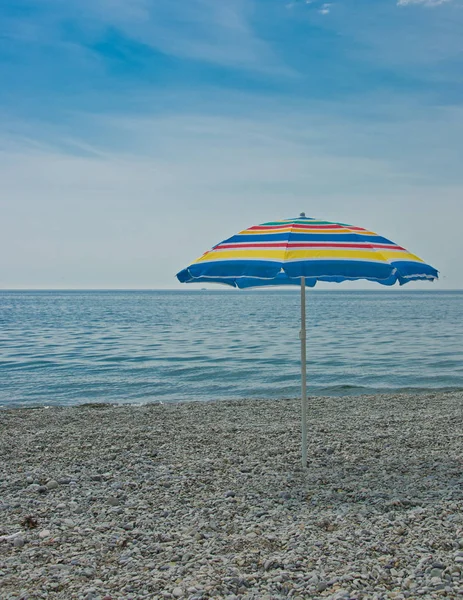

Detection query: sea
(0, 290), (462, 408)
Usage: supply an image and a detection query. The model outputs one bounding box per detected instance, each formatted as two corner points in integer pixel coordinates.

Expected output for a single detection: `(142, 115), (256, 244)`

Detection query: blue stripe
(283, 260), (394, 281)
(183, 260), (282, 281)
(392, 260), (438, 283)
(176, 259), (438, 287)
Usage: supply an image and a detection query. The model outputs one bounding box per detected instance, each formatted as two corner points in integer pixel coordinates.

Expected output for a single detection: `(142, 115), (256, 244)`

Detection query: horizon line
(0, 287), (461, 292)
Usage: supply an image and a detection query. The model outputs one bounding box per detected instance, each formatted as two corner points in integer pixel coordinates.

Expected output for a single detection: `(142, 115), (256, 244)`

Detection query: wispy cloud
(314, 0), (463, 72)
(1, 95), (462, 287)
(91, 0), (281, 70)
(1, 0), (290, 74)
(286, 0), (333, 13)
(1, 0), (462, 289)
(397, 0), (453, 6)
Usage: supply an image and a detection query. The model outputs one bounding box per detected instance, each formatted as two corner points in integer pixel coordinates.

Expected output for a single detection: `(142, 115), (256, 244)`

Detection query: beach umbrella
(176, 214), (438, 467)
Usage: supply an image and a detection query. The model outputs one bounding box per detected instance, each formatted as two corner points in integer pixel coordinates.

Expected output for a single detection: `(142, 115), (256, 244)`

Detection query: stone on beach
(0, 391), (462, 600)
(38, 529), (51, 539)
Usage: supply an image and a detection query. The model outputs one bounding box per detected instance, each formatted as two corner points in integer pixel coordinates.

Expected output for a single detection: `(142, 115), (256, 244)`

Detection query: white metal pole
(300, 276), (308, 468)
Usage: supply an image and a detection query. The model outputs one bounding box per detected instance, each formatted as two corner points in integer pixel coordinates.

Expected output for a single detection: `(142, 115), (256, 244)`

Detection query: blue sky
(1, 0), (462, 288)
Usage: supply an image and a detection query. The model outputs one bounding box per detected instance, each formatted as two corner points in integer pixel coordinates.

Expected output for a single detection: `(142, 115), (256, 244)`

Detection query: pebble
(38, 529), (50, 539)
(13, 536), (25, 548)
(0, 392), (462, 600)
(430, 568), (443, 578)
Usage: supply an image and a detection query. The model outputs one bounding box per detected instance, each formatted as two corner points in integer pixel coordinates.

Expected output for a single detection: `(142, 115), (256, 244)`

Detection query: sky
(1, 0), (462, 289)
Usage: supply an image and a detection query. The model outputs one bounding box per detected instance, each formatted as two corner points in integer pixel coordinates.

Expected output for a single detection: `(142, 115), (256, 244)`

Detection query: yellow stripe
(196, 249), (418, 263)
(238, 228), (291, 235)
(378, 251), (424, 263)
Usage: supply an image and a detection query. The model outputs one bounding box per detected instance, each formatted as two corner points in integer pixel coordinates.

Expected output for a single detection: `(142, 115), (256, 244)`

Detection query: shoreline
(1, 391), (462, 599)
(2, 387), (463, 412)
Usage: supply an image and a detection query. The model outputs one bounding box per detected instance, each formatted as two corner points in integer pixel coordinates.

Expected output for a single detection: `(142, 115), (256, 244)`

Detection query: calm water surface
(1, 290), (462, 407)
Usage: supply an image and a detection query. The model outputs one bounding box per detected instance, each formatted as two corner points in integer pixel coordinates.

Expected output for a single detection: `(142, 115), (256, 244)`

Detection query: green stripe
(260, 219), (339, 226)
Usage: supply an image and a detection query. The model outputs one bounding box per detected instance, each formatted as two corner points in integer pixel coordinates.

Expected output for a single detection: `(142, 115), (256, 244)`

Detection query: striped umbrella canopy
(176, 214), (438, 466)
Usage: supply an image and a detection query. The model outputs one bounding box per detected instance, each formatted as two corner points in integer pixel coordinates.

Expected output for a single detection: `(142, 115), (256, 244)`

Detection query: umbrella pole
(300, 276), (308, 469)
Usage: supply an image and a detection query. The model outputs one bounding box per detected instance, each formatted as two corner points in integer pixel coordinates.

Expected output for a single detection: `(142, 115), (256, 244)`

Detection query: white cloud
(285, 0), (332, 13)
(397, 0), (452, 6)
(0, 96), (462, 288)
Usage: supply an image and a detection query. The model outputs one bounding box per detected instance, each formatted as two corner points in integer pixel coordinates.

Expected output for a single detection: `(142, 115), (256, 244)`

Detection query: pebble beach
(1, 392), (462, 600)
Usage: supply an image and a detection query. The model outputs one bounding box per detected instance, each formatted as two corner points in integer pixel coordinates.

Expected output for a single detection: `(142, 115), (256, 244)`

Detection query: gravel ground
(1, 392), (462, 600)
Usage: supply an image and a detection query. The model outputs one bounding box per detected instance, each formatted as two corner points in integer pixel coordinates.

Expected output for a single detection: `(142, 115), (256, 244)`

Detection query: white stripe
(199, 256), (393, 264)
(215, 243), (401, 250)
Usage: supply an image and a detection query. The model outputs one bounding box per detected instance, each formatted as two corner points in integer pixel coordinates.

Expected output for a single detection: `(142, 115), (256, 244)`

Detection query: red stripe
(215, 243), (405, 250)
(249, 224), (346, 231)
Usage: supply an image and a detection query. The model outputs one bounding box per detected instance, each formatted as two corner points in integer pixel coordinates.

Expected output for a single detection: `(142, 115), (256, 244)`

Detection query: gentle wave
(1, 290), (462, 408)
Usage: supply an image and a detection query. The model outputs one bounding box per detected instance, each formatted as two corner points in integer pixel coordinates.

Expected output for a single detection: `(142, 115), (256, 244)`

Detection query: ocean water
(0, 290), (462, 408)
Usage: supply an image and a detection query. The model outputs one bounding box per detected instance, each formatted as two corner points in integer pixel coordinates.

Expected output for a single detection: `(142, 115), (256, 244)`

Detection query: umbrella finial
(300, 212), (306, 218)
